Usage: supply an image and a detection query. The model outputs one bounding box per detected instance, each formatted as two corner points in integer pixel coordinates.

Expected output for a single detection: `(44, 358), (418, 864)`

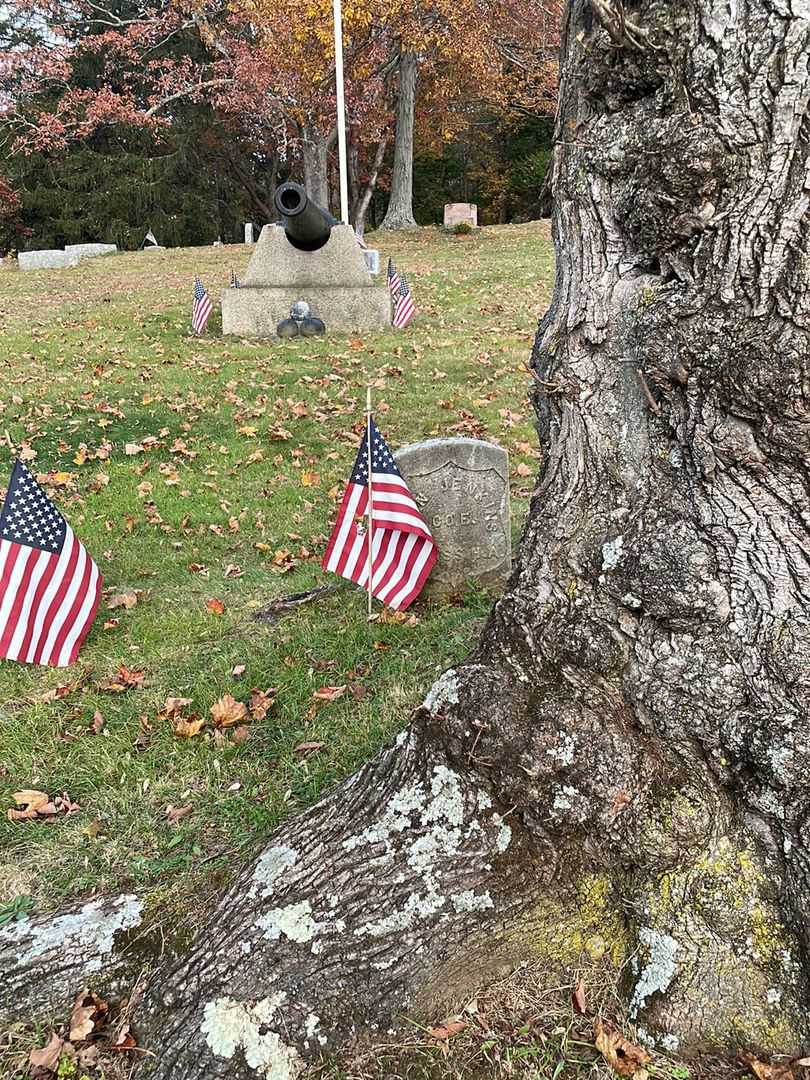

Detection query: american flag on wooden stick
(229, 268), (241, 288)
(393, 273), (415, 329)
(321, 419), (436, 610)
(192, 275), (213, 334)
(0, 461), (102, 667)
(387, 258), (401, 300)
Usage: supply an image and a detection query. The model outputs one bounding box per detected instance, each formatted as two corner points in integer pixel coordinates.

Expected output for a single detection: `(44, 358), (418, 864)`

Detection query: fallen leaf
(249, 687), (275, 720)
(55, 792), (81, 814)
(313, 685), (347, 703)
(301, 471), (320, 487)
(101, 664), (146, 692)
(738, 1052), (798, 1080)
(165, 803), (193, 826)
(231, 724), (251, 744)
(515, 462), (533, 477)
(205, 597), (225, 616)
(124, 442), (144, 455)
(160, 696), (193, 717)
(83, 818), (102, 839)
(29, 1033), (64, 1071)
(572, 980), (587, 1016)
(10, 789), (50, 813)
(69, 988), (108, 1042)
(173, 715), (206, 738)
(211, 693), (248, 728)
(294, 741), (325, 754)
(594, 1019), (651, 1078)
(110, 1024), (137, 1052)
(39, 682), (74, 702)
(89, 710), (104, 734)
(231, 664), (246, 678)
(428, 1018), (468, 1040)
(107, 592), (138, 610)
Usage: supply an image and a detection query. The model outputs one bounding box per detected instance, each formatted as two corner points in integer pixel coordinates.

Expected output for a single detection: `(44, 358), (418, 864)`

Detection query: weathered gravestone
(395, 437), (511, 596)
(244, 223), (255, 245)
(443, 203), (478, 229)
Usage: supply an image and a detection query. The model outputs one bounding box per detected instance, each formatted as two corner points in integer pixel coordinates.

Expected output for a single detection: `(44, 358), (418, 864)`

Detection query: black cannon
(274, 182), (338, 252)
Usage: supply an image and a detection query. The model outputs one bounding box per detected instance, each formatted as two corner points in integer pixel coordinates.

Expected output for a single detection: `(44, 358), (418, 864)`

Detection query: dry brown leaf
(89, 710), (104, 734)
(594, 1019), (652, 1078)
(39, 682), (74, 702)
(249, 687), (275, 721)
(515, 462), (533, 477)
(572, 979), (587, 1016)
(165, 803), (194, 826)
(231, 664), (246, 678)
(294, 741), (325, 754)
(738, 1051), (798, 1080)
(109, 1024), (137, 1052)
(211, 693), (248, 728)
(301, 471), (320, 487)
(10, 789), (50, 813)
(428, 1018), (468, 1040)
(29, 1032), (64, 1071)
(82, 818), (102, 839)
(205, 597), (225, 616)
(231, 724), (251, 744)
(55, 792), (81, 815)
(160, 696), (193, 717)
(173, 715), (206, 738)
(313, 684), (347, 703)
(69, 988), (108, 1042)
(101, 664), (146, 692)
(107, 592), (138, 610)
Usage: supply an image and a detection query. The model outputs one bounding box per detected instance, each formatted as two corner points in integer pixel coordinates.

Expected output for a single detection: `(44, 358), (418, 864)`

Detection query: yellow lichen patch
(516, 874), (628, 972)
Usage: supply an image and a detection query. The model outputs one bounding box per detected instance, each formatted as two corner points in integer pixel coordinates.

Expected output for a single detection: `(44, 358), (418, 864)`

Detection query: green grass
(0, 222), (553, 914)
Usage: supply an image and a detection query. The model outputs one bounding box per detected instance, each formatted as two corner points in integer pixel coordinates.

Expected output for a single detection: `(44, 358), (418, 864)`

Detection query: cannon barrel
(274, 182), (338, 252)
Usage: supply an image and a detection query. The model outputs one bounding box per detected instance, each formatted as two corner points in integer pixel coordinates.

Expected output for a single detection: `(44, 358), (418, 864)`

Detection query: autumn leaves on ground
(0, 225), (754, 1080)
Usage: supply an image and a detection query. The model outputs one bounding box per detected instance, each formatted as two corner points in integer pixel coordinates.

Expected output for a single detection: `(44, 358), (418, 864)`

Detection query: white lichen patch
(257, 899), (345, 952)
(601, 535), (624, 571)
(304, 1013), (327, 1046)
(552, 785), (579, 813)
(629, 928), (680, 1018)
(492, 813), (511, 853)
(546, 731), (578, 766)
(450, 890), (494, 913)
(355, 890), (447, 938)
(250, 845), (299, 899)
(201, 996), (302, 1080)
(422, 669), (460, 714)
(0, 894), (142, 972)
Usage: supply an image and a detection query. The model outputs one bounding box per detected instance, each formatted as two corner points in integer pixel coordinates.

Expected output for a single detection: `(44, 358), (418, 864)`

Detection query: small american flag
(192, 275), (213, 334)
(355, 231), (368, 250)
(387, 258), (401, 300)
(393, 273), (415, 329)
(0, 461), (101, 667)
(229, 268), (241, 288)
(322, 418), (436, 610)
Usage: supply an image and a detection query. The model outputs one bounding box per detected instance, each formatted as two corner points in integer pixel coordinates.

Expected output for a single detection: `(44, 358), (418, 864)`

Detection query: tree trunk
(380, 52), (418, 230)
(3, 1), (810, 1074)
(300, 125), (336, 211)
(354, 137), (388, 236)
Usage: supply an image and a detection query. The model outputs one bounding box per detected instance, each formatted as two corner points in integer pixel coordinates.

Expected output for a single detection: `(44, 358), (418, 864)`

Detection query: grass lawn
(0, 222), (552, 919)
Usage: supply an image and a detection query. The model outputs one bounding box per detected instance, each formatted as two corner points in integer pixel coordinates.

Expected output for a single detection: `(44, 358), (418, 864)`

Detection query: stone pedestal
(395, 437), (511, 597)
(222, 223), (391, 336)
(444, 203), (478, 228)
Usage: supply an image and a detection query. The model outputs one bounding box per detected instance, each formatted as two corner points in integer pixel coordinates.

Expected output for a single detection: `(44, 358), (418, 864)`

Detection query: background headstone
(244, 222), (255, 245)
(443, 203), (478, 229)
(363, 249), (380, 275)
(64, 243), (117, 260)
(395, 437), (510, 596)
(18, 249), (80, 271)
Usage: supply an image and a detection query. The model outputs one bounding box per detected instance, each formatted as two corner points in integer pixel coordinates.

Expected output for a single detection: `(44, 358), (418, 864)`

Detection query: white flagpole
(365, 387), (374, 618)
(332, 0), (350, 224)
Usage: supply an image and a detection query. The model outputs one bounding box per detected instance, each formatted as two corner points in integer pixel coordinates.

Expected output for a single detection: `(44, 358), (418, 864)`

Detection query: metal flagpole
(365, 387), (374, 618)
(332, 0), (350, 224)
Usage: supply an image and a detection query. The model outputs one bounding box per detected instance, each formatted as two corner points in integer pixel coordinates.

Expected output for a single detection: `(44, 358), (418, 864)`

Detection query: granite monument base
(221, 286), (392, 335)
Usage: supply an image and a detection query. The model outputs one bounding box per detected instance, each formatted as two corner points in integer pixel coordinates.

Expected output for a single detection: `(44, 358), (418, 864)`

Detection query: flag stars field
(0, 221), (552, 916)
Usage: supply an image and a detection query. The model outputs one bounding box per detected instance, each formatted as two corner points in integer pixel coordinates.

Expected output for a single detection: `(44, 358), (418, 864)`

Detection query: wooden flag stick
(365, 386), (374, 618)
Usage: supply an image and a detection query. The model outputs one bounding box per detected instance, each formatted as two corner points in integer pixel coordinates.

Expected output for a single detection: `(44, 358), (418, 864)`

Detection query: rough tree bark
(379, 51), (418, 230)
(3, 1), (810, 1076)
(301, 125), (337, 211)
